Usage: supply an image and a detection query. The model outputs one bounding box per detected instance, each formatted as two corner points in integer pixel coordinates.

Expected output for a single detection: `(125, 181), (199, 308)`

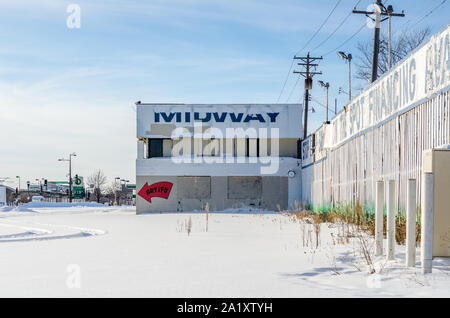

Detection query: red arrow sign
(138, 181), (173, 203)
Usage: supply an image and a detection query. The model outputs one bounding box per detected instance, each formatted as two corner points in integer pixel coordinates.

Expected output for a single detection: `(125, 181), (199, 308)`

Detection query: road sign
(72, 186), (85, 199)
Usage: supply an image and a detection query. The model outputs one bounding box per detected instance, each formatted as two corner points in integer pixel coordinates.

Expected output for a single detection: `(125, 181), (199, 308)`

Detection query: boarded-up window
(227, 176), (262, 199)
(148, 139), (163, 158)
(177, 177), (211, 199)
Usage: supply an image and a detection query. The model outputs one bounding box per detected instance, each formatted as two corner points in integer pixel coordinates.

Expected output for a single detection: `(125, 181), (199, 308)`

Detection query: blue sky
(0, 0), (449, 188)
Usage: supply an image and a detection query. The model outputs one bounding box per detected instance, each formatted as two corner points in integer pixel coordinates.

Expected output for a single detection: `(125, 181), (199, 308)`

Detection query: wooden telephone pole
(353, 0), (404, 82)
(293, 52), (322, 139)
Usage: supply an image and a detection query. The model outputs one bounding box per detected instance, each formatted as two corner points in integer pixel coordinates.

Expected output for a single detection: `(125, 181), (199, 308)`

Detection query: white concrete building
(135, 103), (303, 213)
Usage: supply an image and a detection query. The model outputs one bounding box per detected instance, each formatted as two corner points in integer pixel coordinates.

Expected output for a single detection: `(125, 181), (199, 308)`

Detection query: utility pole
(353, 1), (404, 82)
(58, 153), (77, 203)
(387, 4), (395, 69)
(293, 52), (322, 139)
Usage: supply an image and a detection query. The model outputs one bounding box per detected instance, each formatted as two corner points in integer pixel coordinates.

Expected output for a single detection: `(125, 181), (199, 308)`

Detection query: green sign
(72, 186), (85, 199)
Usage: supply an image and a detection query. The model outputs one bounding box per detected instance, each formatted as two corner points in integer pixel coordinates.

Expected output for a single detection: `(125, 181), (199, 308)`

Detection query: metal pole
(69, 155), (72, 203)
(326, 86), (329, 123)
(115, 179), (118, 205)
(387, 180), (396, 260)
(375, 181), (384, 256)
(421, 173), (434, 274)
(334, 98), (337, 116)
(406, 179), (416, 267)
(348, 57), (352, 101)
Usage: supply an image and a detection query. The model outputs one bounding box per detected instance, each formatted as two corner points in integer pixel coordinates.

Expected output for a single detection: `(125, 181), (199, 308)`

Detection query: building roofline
(135, 102), (302, 106)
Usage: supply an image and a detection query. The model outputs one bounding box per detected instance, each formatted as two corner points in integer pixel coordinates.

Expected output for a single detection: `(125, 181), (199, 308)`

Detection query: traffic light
(16, 187), (18, 195)
(74, 175), (82, 185)
(44, 179), (47, 187)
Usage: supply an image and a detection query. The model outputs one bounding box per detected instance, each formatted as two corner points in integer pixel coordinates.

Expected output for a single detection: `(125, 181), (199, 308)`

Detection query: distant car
(31, 196), (45, 202)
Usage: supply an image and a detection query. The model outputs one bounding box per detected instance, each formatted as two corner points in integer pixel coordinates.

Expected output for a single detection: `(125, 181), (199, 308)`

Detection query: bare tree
(105, 180), (125, 205)
(88, 170), (107, 203)
(355, 26), (432, 81)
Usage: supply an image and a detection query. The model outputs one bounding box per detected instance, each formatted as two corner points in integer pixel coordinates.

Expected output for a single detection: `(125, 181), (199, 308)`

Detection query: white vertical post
(421, 173), (434, 274)
(375, 181), (384, 256)
(137, 140), (145, 159)
(387, 180), (396, 260)
(406, 179), (416, 267)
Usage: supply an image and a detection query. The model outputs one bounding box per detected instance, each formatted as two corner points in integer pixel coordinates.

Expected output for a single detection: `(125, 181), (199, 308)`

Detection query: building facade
(136, 103), (303, 213)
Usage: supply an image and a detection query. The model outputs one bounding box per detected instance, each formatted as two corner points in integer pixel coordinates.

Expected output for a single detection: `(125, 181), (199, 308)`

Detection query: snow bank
(20, 202), (106, 208)
(0, 202), (106, 213)
(0, 206), (16, 212)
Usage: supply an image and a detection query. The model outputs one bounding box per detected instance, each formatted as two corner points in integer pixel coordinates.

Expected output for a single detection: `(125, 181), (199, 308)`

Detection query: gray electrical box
(423, 148), (450, 257)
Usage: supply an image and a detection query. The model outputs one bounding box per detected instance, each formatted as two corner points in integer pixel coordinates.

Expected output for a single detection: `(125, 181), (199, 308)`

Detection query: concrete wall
(228, 176), (262, 199)
(136, 175), (289, 213)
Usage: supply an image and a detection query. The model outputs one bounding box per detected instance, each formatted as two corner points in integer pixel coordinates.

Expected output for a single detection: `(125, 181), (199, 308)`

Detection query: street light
(35, 178), (42, 193)
(58, 152), (77, 203)
(114, 177), (121, 205)
(120, 179), (130, 205)
(318, 80), (330, 123)
(337, 51), (352, 102)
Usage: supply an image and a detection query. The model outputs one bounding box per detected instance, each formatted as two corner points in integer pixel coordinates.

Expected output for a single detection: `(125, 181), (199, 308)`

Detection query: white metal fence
(302, 24), (450, 213)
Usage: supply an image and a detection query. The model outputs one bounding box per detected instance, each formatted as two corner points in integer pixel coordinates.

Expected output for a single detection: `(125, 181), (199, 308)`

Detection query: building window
(148, 139), (163, 158)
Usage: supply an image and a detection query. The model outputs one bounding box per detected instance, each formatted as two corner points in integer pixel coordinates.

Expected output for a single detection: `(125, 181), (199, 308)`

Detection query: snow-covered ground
(0, 204), (449, 297)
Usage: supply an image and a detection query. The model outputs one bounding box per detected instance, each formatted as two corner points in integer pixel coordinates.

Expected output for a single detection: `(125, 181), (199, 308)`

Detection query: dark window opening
(148, 139), (163, 158)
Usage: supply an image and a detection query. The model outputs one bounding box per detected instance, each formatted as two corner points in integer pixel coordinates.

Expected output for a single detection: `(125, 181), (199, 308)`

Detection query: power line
(276, 0), (342, 103)
(311, 0), (363, 52)
(320, 1), (396, 58)
(322, 22), (366, 57)
(311, 95), (337, 114)
(295, 0), (343, 55)
(276, 59), (295, 103)
(286, 74), (301, 102)
(397, 0), (447, 35)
